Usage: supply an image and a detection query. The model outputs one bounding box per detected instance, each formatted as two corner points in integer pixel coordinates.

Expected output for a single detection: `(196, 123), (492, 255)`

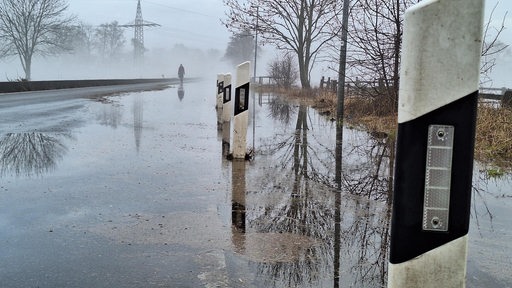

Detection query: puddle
(0, 80), (510, 287)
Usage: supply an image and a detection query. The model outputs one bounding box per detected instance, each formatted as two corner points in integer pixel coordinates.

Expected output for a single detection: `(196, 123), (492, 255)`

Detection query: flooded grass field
(0, 81), (511, 287)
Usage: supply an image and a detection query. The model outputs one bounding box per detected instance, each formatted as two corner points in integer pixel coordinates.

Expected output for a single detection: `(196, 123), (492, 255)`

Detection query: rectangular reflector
(423, 125), (454, 232)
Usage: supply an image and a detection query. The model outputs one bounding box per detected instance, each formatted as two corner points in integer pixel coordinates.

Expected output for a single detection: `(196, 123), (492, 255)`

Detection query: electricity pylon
(121, 0), (160, 63)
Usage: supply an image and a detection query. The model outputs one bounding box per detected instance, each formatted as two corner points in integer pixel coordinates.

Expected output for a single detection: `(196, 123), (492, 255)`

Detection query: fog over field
(0, 0), (238, 81)
(0, 0), (511, 87)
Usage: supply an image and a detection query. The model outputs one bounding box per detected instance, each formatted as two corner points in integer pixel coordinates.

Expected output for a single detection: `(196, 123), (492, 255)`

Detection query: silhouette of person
(178, 64), (185, 84)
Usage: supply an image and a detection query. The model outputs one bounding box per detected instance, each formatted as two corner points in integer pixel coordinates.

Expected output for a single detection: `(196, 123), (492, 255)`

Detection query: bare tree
(346, 0), (418, 115)
(267, 53), (299, 88)
(223, 0), (342, 89)
(344, 0), (507, 114)
(63, 22), (95, 58)
(480, 3), (509, 86)
(224, 29), (256, 66)
(94, 21), (126, 60)
(0, 0), (74, 80)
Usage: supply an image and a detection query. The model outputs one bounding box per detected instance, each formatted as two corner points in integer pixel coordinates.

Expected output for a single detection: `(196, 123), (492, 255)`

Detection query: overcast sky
(67, 0), (512, 87)
(481, 0), (512, 87)
(67, 0), (230, 51)
(67, 0), (512, 51)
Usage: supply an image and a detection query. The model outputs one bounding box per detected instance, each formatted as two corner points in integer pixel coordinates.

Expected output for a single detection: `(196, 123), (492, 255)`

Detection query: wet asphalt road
(0, 82), (235, 287)
(0, 81), (511, 287)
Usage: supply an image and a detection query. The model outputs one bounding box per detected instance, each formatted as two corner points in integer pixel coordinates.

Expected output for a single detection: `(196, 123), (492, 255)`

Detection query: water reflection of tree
(470, 168), (511, 231)
(251, 101), (394, 287)
(0, 133), (68, 177)
(250, 187), (334, 287)
(337, 132), (394, 287)
(267, 96), (296, 126)
(342, 134), (394, 200)
(96, 99), (123, 128)
(261, 104), (334, 185)
(336, 193), (391, 286)
(133, 95), (143, 153)
(250, 104), (334, 287)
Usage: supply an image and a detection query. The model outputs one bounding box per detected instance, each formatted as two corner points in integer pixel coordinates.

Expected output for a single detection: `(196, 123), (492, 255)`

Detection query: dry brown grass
(475, 104), (512, 169)
(309, 90), (337, 117)
(344, 98), (512, 169)
(271, 88), (398, 134)
(265, 87), (511, 169)
(343, 96), (397, 137)
(266, 87), (338, 117)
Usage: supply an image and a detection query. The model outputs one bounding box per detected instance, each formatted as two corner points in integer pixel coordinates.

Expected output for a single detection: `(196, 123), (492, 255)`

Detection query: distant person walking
(178, 64), (185, 84)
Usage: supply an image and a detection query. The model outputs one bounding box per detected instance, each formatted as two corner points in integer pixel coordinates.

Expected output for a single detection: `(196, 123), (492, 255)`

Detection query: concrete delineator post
(216, 74), (225, 129)
(222, 73), (232, 123)
(217, 74), (224, 112)
(222, 120), (231, 156)
(388, 0), (484, 287)
(232, 62), (250, 159)
(222, 73), (232, 155)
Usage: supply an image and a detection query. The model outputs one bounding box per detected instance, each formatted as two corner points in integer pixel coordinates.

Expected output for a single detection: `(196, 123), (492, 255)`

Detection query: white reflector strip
(423, 125), (454, 231)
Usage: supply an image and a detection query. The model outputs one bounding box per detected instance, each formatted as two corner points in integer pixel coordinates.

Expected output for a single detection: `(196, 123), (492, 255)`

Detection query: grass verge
(475, 105), (512, 169)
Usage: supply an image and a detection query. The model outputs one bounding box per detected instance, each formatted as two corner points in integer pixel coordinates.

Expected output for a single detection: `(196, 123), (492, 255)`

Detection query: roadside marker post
(388, 0), (484, 287)
(222, 120), (231, 156)
(217, 74), (224, 112)
(216, 74), (225, 128)
(221, 74), (232, 156)
(232, 62), (250, 159)
(223, 73), (232, 123)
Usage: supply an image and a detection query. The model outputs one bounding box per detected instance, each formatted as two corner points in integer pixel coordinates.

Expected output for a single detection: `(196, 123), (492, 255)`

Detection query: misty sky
(481, 0), (512, 87)
(1, 0), (510, 86)
(67, 0), (229, 51)
(67, 0), (512, 87)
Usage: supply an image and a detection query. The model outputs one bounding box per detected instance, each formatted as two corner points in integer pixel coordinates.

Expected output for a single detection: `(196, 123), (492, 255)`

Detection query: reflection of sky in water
(0, 82), (510, 287)
(468, 167), (512, 286)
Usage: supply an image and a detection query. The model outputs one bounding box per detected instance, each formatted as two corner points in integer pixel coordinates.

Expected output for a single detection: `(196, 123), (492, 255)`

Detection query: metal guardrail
(479, 87), (510, 99)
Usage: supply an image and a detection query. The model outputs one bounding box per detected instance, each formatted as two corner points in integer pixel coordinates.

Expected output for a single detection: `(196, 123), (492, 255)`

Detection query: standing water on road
(0, 81), (510, 287)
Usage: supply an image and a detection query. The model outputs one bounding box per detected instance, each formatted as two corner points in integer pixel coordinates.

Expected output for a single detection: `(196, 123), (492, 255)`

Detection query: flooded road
(0, 81), (510, 287)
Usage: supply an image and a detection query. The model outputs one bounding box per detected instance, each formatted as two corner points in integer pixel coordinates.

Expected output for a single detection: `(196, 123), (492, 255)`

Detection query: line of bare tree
(0, 0), (130, 81)
(223, 0), (508, 113)
(223, 0), (343, 89)
(0, 0), (74, 81)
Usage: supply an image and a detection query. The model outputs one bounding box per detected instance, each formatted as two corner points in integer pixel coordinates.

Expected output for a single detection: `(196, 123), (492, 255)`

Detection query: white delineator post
(217, 74), (224, 112)
(222, 73), (232, 123)
(388, 0), (484, 287)
(222, 73), (233, 155)
(216, 74), (225, 128)
(232, 62), (250, 159)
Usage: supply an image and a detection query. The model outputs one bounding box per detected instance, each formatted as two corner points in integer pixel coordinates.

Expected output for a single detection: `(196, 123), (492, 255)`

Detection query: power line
(119, 0), (160, 62)
(144, 0), (217, 18)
